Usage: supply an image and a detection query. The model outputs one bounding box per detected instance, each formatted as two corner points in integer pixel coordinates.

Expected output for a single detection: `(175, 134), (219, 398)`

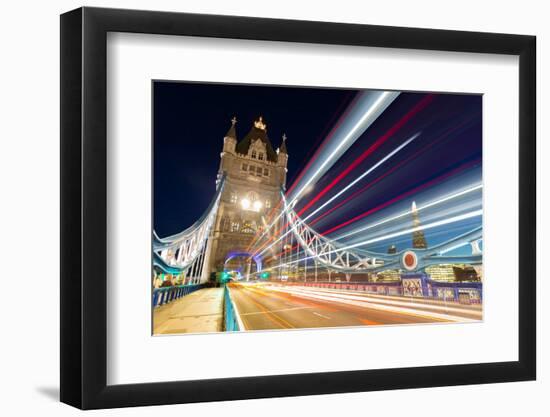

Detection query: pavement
(153, 287), (224, 335)
(229, 282), (482, 331)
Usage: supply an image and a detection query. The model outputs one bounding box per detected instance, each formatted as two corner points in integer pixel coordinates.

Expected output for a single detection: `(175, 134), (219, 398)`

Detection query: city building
(203, 117), (289, 278)
(425, 264), (480, 282)
(411, 201), (428, 249)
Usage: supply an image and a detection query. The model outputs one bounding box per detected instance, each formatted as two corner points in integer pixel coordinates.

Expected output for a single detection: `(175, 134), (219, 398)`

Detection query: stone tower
(204, 116), (289, 279)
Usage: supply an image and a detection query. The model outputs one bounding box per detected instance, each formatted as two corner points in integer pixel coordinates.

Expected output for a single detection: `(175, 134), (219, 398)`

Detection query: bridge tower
(203, 116), (289, 280)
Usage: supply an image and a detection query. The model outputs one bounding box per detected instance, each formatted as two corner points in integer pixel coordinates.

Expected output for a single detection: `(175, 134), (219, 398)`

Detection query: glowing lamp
(240, 198), (251, 210)
(253, 200), (263, 211)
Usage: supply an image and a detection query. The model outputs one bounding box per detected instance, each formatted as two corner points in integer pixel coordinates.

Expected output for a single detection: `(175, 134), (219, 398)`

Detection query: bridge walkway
(153, 287), (224, 335)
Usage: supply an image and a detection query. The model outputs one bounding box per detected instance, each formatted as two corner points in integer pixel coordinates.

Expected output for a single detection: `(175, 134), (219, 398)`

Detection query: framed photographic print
(60, 6), (536, 409)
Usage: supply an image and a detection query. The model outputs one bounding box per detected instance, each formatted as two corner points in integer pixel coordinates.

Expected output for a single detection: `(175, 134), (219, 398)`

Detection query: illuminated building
(204, 116), (289, 275)
(425, 264), (480, 282)
(411, 201), (428, 249)
(376, 269), (401, 282)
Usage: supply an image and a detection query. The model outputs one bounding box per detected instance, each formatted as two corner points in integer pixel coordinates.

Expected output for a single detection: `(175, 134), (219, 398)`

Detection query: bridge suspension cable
(278, 193), (483, 274)
(153, 175), (226, 274)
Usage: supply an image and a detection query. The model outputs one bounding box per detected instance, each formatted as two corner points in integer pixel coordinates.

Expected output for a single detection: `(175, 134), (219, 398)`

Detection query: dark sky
(154, 81), (482, 251)
(153, 81), (356, 236)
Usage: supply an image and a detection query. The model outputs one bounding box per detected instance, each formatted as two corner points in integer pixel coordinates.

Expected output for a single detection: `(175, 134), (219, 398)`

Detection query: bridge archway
(224, 251), (263, 280)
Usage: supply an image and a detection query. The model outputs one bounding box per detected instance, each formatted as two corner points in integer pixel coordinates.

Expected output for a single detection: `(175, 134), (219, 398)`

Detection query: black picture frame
(60, 6), (536, 410)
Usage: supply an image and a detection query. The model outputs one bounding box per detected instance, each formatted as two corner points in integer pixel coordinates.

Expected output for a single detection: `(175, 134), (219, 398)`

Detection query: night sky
(154, 81), (482, 253)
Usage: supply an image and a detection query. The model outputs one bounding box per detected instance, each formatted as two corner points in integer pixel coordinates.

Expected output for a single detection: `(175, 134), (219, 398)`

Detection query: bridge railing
(276, 280), (482, 304)
(224, 285), (243, 331)
(152, 284), (204, 308)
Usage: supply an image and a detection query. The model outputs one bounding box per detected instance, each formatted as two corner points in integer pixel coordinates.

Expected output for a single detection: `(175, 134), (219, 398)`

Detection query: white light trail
(254, 132), (420, 256)
(304, 132), (420, 221)
(334, 184), (483, 240)
(438, 242), (470, 254)
(282, 209), (483, 267)
(289, 91), (398, 207)
(257, 182), (481, 259)
(249, 91), (399, 251)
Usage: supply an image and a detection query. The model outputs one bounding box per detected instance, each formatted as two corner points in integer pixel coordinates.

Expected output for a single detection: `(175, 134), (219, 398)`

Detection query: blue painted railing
(152, 284), (204, 308)
(224, 285), (242, 331)
(285, 278), (482, 304)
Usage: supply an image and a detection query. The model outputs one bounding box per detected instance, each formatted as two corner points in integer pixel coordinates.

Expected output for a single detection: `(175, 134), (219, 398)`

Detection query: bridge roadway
(229, 282), (482, 330)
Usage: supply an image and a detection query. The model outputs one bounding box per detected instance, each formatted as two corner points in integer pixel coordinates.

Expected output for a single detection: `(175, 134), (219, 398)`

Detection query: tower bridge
(153, 114), (483, 334)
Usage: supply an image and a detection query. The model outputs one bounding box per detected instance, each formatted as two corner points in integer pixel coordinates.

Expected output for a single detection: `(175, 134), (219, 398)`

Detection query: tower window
(230, 193), (238, 204)
(263, 168), (269, 176)
(265, 200), (271, 209)
(242, 163), (248, 171)
(256, 166), (262, 176)
(258, 152), (264, 161)
(231, 221), (240, 232)
(220, 216), (230, 232)
(251, 150), (257, 159)
(241, 221), (256, 234)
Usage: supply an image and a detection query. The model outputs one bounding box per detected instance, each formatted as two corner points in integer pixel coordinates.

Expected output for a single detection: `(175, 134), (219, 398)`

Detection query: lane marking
(237, 286), (295, 329)
(241, 306), (314, 316)
(266, 286), (473, 322)
(312, 312), (331, 320)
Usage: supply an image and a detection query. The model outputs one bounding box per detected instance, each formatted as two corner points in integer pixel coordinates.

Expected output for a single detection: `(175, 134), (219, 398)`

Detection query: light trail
(248, 91), (399, 252)
(296, 94), (435, 217)
(304, 132), (420, 221)
(334, 184), (482, 240)
(280, 209), (483, 268)
(306, 113), (480, 228)
(289, 91), (399, 207)
(253, 133), (420, 257)
(255, 158), (481, 258)
(285, 91), (359, 195)
(319, 157), (481, 236)
(251, 94), (438, 256)
(258, 182), (481, 262)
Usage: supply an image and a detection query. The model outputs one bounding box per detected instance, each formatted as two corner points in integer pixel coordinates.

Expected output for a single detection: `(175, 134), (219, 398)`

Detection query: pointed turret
(279, 133), (288, 154)
(223, 116), (237, 154)
(225, 116), (237, 139)
(277, 133), (288, 168)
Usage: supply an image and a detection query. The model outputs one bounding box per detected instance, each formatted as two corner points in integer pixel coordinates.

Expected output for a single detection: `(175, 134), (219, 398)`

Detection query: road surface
(229, 282), (482, 331)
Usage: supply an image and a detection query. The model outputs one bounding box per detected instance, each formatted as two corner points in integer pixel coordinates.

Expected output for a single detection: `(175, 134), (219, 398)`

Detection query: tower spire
(279, 133), (288, 154)
(225, 116), (237, 139)
(411, 201), (427, 249)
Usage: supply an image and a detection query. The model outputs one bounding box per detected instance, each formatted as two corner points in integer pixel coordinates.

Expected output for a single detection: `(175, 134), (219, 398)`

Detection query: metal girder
(153, 176), (226, 272)
(282, 194), (483, 274)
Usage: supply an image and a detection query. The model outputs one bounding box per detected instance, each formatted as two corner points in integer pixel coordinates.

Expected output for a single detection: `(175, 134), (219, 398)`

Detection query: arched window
(258, 152), (264, 161)
(251, 150), (257, 159)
